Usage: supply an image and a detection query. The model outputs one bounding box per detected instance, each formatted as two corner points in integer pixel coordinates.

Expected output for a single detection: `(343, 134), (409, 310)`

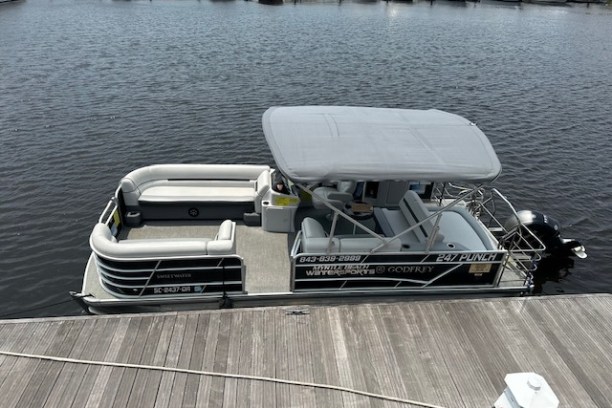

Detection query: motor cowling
(504, 210), (586, 259)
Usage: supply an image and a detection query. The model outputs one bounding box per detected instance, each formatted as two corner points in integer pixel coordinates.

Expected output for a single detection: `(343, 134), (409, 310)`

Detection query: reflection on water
(532, 256), (575, 294)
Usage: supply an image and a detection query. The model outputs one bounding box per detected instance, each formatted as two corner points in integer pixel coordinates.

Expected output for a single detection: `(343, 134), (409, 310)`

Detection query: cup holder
(125, 211), (142, 227)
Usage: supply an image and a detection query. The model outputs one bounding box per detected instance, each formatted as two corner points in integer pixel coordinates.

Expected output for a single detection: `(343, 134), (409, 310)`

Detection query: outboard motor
(504, 210), (587, 259)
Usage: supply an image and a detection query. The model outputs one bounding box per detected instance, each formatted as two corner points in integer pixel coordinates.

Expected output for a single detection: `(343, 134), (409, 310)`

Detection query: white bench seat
(374, 191), (496, 251)
(139, 185), (258, 203)
(90, 220), (237, 259)
(118, 164), (273, 220)
(434, 210), (491, 251)
(300, 218), (401, 254)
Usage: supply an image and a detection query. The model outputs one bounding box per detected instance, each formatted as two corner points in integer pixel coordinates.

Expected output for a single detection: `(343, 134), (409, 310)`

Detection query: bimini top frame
(262, 106), (502, 184)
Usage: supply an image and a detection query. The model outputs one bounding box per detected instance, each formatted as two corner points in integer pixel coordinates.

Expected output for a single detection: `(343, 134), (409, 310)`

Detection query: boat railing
(91, 196), (244, 299)
(98, 197), (118, 225)
(92, 251), (245, 299)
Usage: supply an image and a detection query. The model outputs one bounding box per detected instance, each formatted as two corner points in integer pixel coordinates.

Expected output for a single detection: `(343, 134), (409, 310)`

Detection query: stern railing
(432, 183), (545, 286)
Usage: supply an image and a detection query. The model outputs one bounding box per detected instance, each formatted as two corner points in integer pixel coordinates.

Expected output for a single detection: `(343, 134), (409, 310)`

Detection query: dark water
(1, 0), (611, 318)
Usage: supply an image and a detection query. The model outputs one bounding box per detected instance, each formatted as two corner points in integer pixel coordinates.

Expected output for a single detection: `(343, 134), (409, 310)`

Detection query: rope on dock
(0, 349), (447, 408)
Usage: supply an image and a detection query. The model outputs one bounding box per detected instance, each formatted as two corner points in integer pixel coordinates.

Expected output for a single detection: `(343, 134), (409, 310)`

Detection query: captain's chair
(312, 181), (356, 211)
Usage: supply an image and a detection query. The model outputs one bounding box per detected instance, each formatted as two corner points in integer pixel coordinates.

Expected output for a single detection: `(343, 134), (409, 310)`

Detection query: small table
(345, 201), (374, 219)
(344, 201), (374, 234)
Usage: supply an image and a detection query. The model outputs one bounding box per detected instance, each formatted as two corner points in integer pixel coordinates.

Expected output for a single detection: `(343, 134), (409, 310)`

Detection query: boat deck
(84, 209), (528, 309)
(1, 294), (611, 407)
(120, 221), (293, 294)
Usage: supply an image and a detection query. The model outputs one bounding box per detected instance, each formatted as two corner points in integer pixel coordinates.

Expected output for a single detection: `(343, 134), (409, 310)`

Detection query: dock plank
(0, 323), (33, 380)
(488, 298), (597, 407)
(64, 317), (120, 408)
(94, 316), (141, 408)
(236, 310), (255, 408)
(110, 316), (157, 408)
(261, 309), (278, 408)
(125, 315), (167, 408)
(562, 297), (612, 397)
(222, 310), (244, 407)
(81, 317), (131, 408)
(1, 295), (612, 408)
(363, 305), (411, 408)
(343, 304), (379, 407)
(274, 309), (292, 408)
(293, 308), (317, 407)
(283, 308), (316, 407)
(206, 311), (231, 407)
(245, 310), (265, 408)
(137, 314), (178, 408)
(428, 301), (501, 406)
(309, 307), (344, 407)
(182, 313), (210, 408)
(154, 314), (187, 408)
(534, 297), (612, 407)
(168, 313), (200, 406)
(36, 318), (103, 408)
(194, 312), (220, 407)
(1, 321), (69, 408)
(382, 303), (447, 407)
(348, 305), (385, 408)
(328, 307), (363, 408)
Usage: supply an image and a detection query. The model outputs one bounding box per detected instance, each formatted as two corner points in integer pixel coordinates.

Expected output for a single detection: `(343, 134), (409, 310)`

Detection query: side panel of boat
(291, 251), (506, 290)
(95, 255), (245, 297)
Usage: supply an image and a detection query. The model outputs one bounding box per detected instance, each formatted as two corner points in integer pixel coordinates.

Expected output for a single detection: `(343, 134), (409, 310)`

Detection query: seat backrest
(208, 220), (236, 255)
(300, 217), (341, 253)
(254, 169), (271, 213)
(312, 184), (354, 211)
(338, 237), (402, 253)
(120, 164), (270, 207)
(90, 223), (210, 258)
(301, 217), (327, 238)
(399, 190), (442, 243)
(336, 180), (356, 194)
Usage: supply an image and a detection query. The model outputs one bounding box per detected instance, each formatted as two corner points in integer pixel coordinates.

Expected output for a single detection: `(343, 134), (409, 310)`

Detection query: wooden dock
(0, 294), (611, 407)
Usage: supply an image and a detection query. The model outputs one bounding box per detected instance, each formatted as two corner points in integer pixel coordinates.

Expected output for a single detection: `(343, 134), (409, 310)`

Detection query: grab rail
(98, 198), (117, 225)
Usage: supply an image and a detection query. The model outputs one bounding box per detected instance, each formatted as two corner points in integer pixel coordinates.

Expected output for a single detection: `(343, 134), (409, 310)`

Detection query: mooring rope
(0, 299), (77, 319)
(0, 349), (447, 408)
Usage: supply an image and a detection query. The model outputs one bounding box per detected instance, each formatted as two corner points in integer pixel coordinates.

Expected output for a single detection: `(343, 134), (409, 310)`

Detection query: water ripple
(1, 0), (611, 316)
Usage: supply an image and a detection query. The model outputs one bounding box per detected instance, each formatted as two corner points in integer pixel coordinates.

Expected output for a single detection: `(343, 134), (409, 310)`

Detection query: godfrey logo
(375, 265), (435, 274)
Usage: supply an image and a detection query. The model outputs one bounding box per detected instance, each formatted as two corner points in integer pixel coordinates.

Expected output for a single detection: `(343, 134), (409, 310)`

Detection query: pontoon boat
(74, 106), (585, 314)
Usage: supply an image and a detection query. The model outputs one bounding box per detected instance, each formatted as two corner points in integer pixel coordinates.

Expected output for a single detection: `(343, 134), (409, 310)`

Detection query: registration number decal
(469, 263), (492, 273)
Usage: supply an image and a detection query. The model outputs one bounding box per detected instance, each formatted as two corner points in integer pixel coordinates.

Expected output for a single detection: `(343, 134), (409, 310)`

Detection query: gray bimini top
(262, 106), (502, 184)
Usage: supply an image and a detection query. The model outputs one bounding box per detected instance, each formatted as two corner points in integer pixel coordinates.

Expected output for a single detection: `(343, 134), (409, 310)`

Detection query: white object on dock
(494, 373), (559, 408)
